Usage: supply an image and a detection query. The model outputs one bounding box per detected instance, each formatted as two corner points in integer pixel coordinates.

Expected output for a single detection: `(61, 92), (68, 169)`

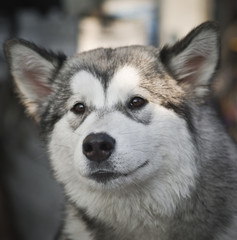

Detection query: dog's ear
(160, 21), (220, 98)
(4, 39), (66, 122)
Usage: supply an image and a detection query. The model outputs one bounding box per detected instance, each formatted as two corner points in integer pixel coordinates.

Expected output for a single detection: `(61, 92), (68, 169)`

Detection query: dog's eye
(71, 102), (85, 114)
(128, 97), (147, 109)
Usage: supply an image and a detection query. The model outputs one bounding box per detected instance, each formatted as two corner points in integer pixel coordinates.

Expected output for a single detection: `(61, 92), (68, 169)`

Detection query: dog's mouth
(88, 161), (149, 183)
(89, 171), (122, 183)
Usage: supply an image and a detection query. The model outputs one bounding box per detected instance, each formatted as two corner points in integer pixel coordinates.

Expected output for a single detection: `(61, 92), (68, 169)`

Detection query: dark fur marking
(74, 48), (117, 92)
(165, 101), (196, 135)
(115, 103), (152, 125)
(40, 88), (71, 140)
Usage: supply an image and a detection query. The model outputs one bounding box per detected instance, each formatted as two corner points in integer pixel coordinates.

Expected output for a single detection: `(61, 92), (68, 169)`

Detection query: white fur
(106, 66), (141, 106)
(49, 65), (197, 239)
(49, 106), (196, 238)
(70, 71), (105, 108)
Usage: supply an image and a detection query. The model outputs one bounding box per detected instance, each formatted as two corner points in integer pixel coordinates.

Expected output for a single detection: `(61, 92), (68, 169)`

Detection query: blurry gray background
(0, 0), (237, 239)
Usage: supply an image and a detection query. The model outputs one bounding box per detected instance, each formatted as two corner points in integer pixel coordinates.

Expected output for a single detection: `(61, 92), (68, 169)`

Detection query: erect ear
(4, 39), (66, 122)
(159, 21), (220, 98)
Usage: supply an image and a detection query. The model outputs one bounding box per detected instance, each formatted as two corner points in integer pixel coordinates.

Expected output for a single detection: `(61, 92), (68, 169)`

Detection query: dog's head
(4, 22), (220, 213)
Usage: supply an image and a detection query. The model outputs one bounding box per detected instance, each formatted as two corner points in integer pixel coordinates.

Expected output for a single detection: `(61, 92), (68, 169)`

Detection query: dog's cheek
(48, 117), (79, 184)
(148, 106), (197, 192)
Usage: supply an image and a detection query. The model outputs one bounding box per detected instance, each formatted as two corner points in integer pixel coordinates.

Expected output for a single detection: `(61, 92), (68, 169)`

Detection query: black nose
(82, 133), (116, 163)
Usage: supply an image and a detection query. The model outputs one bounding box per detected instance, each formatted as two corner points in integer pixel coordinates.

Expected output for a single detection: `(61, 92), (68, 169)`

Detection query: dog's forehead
(107, 66), (141, 106)
(70, 65), (141, 108)
(63, 45), (184, 111)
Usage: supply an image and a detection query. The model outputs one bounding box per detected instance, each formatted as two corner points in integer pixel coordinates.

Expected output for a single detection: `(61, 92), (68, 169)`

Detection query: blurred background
(0, 0), (237, 239)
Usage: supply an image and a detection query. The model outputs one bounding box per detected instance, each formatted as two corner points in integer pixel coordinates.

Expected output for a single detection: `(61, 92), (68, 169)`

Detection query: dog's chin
(86, 161), (149, 187)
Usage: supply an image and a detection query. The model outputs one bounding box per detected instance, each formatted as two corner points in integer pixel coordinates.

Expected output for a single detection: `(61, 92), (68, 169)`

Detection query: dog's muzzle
(82, 132), (117, 183)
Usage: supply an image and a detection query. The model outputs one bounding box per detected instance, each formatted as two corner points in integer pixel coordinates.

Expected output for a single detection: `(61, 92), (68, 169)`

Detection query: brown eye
(71, 103), (85, 114)
(129, 97), (147, 109)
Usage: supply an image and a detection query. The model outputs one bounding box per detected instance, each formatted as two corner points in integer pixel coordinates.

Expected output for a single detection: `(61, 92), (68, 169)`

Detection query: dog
(4, 21), (237, 240)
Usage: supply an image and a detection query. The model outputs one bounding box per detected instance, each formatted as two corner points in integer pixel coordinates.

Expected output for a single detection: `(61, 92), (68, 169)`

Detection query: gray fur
(4, 21), (237, 240)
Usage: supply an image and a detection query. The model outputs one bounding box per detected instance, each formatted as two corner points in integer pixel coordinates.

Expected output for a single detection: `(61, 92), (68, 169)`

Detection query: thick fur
(4, 21), (237, 240)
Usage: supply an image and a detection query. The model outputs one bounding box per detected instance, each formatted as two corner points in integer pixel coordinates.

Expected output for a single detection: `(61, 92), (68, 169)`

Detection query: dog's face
(4, 22), (220, 213)
(49, 53), (192, 190)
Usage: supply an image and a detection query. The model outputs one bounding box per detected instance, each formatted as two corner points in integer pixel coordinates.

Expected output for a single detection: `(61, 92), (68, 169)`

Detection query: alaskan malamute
(4, 21), (237, 240)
